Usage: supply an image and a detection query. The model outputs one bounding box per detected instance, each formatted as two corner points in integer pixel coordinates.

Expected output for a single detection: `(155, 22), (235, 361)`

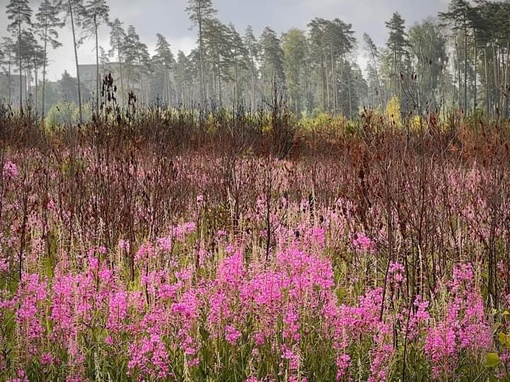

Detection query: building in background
(79, 62), (145, 107)
(0, 73), (28, 109)
(78, 62), (176, 107)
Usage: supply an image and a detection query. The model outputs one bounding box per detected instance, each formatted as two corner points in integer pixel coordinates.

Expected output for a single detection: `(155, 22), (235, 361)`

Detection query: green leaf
(498, 332), (507, 346)
(485, 353), (501, 368)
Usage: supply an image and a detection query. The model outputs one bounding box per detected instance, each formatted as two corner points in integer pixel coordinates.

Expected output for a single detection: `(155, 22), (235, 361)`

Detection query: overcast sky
(0, 0), (450, 81)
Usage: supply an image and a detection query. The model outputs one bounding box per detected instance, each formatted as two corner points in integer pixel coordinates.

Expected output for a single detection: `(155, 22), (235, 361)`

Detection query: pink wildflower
(0, 258), (8, 273)
(352, 232), (375, 253)
(41, 353), (54, 365)
(118, 239), (130, 251)
(3, 161), (18, 180)
(225, 325), (242, 345)
(336, 354), (351, 380)
(105, 335), (114, 345)
(157, 236), (172, 252)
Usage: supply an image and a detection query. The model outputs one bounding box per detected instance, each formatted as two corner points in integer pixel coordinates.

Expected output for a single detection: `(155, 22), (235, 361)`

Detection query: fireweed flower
(0, 257), (8, 273)
(172, 222), (197, 242)
(216, 230), (228, 240)
(225, 325), (242, 345)
(388, 262), (405, 285)
(336, 354), (351, 380)
(424, 264), (492, 379)
(118, 239), (130, 252)
(157, 236), (172, 252)
(352, 232), (375, 254)
(104, 335), (114, 345)
(8, 369), (28, 382)
(40, 353), (54, 365)
(47, 198), (56, 210)
(2, 161), (18, 180)
(107, 290), (128, 332)
(135, 243), (155, 262)
(16, 273), (48, 353)
(281, 344), (300, 370)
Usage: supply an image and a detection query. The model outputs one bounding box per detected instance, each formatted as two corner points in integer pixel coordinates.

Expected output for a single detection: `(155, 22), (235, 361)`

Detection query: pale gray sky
(0, 0), (450, 81)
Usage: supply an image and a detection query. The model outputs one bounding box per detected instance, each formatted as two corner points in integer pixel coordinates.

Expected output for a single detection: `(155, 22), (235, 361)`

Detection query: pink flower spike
(3, 161), (18, 180)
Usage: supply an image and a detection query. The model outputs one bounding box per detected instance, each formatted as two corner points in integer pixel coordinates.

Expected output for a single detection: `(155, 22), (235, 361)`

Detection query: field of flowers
(1, 111), (510, 381)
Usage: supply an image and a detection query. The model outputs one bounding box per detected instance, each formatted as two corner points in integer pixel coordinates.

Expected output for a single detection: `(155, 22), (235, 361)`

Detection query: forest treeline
(1, 0), (510, 121)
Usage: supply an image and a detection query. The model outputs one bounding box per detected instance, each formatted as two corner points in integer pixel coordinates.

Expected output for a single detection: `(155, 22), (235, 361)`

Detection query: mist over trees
(2, 0), (510, 118)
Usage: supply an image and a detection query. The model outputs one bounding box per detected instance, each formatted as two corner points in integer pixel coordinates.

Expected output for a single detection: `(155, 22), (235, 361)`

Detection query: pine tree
(123, 25), (151, 103)
(186, 0), (216, 107)
(385, 12), (410, 100)
(0, 37), (16, 105)
(282, 28), (308, 114)
(363, 33), (383, 107)
(60, 0), (86, 123)
(243, 26), (259, 111)
(307, 18), (356, 114)
(109, 18), (125, 105)
(409, 19), (448, 113)
(225, 23), (249, 105)
(20, 30), (44, 111)
(203, 18), (234, 105)
(259, 27), (285, 101)
(439, 0), (472, 112)
(175, 50), (193, 105)
(35, 0), (63, 119)
(308, 18), (329, 111)
(152, 34), (175, 104)
(82, 0), (110, 114)
(6, 0), (33, 113)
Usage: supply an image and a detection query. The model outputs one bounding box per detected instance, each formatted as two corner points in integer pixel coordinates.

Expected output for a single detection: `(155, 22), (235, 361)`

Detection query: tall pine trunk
(505, 41), (510, 118)
(218, 63), (222, 106)
(18, 12), (23, 114)
(484, 46), (490, 117)
(463, 27), (468, 113)
(251, 69), (256, 112)
(458, 59), (461, 109)
(34, 63), (38, 113)
(198, 16), (205, 107)
(493, 45), (499, 115)
(69, 0), (83, 124)
(347, 63), (352, 118)
(42, 31), (48, 120)
(473, 30), (477, 113)
(94, 16), (100, 115)
(330, 47), (336, 114)
(8, 53), (12, 105)
(117, 49), (124, 107)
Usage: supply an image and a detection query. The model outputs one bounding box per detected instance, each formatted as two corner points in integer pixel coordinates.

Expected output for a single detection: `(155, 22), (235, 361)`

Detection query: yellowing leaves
(485, 353), (501, 368)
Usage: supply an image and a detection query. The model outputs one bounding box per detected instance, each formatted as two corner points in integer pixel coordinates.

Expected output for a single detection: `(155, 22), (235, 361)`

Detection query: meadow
(0, 106), (510, 381)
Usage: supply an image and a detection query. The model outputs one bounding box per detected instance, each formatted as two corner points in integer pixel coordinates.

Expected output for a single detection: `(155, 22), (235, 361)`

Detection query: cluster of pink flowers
(0, 153), (506, 382)
(352, 232), (376, 254)
(0, 234), (502, 381)
(424, 264), (492, 379)
(2, 160), (18, 180)
(0, 258), (8, 273)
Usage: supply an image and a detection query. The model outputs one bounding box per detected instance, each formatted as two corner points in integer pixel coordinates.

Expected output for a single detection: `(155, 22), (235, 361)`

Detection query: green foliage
(282, 28), (308, 114)
(408, 18), (448, 112)
(382, 12), (411, 107)
(45, 101), (91, 130)
(307, 18), (357, 114)
(258, 27), (286, 98)
(486, 310), (510, 372)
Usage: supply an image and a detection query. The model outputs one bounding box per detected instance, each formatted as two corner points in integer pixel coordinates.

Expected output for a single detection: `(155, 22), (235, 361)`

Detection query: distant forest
(2, 0), (510, 120)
